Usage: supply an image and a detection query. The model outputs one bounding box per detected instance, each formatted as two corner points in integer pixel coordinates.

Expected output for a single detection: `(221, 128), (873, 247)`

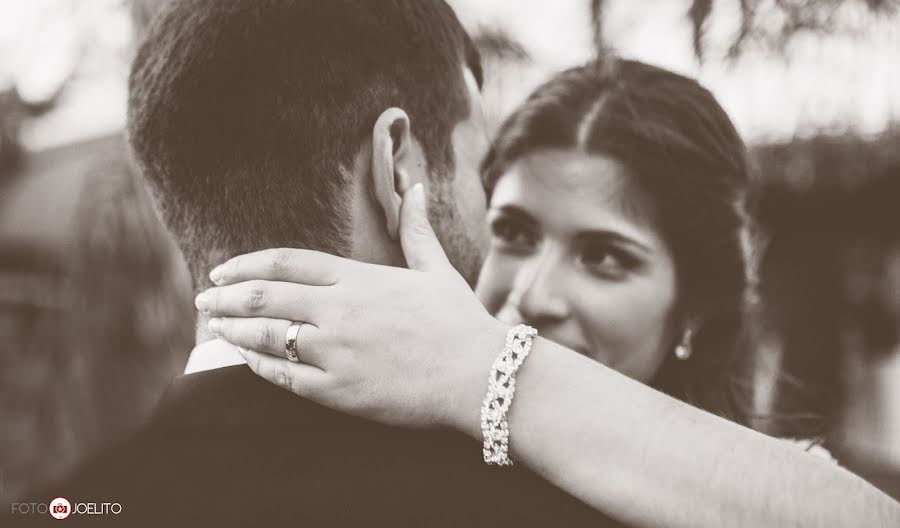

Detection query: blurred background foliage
(1, 0), (898, 502)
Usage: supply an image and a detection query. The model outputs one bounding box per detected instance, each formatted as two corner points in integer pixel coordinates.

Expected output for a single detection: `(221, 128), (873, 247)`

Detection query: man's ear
(371, 107), (414, 240)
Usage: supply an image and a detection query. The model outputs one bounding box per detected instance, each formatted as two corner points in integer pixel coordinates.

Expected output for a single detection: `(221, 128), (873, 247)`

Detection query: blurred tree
(0, 89), (26, 173)
(590, 0), (899, 61)
(751, 129), (900, 438)
(0, 86), (68, 174)
(0, 135), (194, 504)
(0, 0), (163, 169)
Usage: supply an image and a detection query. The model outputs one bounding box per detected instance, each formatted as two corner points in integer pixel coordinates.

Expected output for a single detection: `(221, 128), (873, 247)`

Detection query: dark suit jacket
(18, 365), (616, 527)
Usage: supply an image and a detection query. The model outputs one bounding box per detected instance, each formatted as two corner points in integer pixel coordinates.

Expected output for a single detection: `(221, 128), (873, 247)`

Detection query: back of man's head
(129, 0), (481, 290)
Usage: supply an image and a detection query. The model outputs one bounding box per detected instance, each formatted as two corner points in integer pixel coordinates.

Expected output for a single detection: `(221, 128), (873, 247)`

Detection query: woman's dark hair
(482, 59), (757, 423)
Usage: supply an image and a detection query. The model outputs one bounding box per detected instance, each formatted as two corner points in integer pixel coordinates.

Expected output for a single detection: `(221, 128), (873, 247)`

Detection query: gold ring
(285, 322), (303, 362)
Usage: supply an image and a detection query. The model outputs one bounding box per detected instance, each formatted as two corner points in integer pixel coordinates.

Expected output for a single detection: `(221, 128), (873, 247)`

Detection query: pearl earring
(674, 328), (693, 360)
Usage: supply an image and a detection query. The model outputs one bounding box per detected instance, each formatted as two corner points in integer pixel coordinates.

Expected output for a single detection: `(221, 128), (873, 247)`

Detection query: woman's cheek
(575, 276), (673, 378)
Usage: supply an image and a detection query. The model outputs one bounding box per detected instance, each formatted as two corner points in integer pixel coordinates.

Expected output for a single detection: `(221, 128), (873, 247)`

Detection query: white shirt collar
(183, 338), (247, 374)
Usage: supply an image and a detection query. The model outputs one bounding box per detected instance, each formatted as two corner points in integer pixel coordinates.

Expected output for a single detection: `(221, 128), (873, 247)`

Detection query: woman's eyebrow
(575, 230), (653, 254)
(489, 205), (538, 227)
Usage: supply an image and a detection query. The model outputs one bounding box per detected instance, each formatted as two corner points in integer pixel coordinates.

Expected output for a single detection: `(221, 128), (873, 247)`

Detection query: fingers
(399, 183), (452, 273)
(210, 248), (348, 287)
(196, 280), (327, 324)
(209, 317), (324, 367)
(237, 348), (329, 399)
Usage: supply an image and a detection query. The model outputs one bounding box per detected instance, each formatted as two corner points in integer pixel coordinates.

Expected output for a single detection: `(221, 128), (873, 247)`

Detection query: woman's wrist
(441, 318), (510, 439)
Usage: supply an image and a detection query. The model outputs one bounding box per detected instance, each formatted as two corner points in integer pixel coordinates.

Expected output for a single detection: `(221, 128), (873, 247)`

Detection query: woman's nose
(512, 254), (570, 326)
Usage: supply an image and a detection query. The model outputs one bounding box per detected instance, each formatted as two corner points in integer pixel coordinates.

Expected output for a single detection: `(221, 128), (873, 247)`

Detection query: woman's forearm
(454, 332), (900, 528)
(202, 241), (899, 526)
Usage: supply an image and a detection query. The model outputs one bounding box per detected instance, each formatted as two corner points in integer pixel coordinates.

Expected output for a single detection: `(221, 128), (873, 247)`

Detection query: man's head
(129, 0), (489, 290)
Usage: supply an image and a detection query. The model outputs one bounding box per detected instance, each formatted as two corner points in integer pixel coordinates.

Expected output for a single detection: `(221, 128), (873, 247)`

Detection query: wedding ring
(285, 322), (303, 362)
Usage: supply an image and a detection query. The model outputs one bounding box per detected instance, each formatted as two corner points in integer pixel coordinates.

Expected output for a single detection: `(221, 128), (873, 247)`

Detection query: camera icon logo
(49, 497), (71, 520)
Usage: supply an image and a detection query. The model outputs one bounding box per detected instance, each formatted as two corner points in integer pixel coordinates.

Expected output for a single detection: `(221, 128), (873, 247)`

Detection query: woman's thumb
(399, 183), (451, 272)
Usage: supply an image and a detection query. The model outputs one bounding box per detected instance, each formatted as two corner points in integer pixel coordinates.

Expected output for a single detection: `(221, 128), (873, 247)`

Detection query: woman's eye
(490, 218), (536, 251)
(580, 244), (636, 278)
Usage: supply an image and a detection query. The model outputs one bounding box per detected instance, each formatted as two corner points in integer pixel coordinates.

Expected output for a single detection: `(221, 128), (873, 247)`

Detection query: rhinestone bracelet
(481, 324), (538, 466)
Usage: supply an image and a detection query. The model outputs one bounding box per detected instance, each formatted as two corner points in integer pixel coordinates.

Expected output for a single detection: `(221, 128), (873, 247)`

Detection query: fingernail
(195, 292), (210, 314)
(208, 317), (222, 335)
(209, 265), (225, 285)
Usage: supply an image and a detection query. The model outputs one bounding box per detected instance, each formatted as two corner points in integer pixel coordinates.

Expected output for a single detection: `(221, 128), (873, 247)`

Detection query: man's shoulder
(22, 366), (610, 527)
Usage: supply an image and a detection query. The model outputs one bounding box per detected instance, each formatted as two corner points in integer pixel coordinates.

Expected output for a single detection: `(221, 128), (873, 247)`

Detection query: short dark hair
(482, 59), (754, 422)
(129, 0), (481, 290)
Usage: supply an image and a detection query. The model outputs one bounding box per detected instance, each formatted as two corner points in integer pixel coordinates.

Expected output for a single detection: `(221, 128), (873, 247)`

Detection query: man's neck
(183, 315), (246, 374)
(183, 187), (406, 376)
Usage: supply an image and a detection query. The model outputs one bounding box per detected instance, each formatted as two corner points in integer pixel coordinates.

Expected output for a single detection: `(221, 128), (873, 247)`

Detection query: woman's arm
(200, 185), (900, 527)
(447, 327), (899, 528)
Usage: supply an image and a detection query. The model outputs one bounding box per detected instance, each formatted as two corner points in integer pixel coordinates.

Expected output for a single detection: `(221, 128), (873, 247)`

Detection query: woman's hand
(196, 184), (506, 431)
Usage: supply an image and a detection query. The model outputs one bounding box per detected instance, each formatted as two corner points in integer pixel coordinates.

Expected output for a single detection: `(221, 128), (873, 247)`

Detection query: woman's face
(475, 149), (679, 383)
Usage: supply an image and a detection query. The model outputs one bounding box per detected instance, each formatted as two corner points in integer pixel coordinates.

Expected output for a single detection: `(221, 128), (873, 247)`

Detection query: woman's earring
(674, 328), (693, 361)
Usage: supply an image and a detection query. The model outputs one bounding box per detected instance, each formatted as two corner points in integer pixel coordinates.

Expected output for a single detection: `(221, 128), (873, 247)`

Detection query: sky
(1, 0), (899, 150)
